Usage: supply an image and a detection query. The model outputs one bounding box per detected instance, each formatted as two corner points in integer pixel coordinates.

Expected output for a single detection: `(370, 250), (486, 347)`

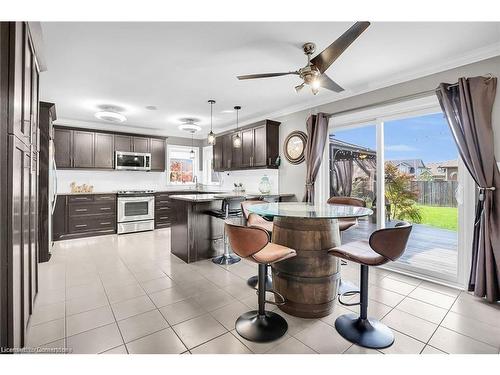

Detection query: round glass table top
(247, 202), (373, 219)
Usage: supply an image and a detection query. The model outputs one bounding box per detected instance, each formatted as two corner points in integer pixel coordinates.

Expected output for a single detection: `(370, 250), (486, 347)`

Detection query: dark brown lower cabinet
(52, 194), (117, 241)
(155, 192), (177, 229)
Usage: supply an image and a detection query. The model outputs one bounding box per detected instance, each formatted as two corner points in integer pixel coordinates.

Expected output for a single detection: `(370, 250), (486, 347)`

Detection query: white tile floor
(28, 229), (500, 354)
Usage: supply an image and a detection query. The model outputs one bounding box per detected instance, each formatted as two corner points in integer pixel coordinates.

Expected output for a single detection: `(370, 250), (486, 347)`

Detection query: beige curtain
(436, 76), (499, 303)
(303, 113), (329, 203)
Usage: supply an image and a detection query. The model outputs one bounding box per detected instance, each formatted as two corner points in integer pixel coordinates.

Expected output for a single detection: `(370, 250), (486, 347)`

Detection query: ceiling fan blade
(311, 21), (370, 74)
(319, 74), (344, 93)
(237, 72), (298, 80)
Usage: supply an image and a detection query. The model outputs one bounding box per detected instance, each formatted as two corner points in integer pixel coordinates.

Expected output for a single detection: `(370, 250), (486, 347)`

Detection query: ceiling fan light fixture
(178, 118), (201, 133)
(311, 87), (319, 95)
(95, 111), (126, 123)
(311, 78), (321, 90)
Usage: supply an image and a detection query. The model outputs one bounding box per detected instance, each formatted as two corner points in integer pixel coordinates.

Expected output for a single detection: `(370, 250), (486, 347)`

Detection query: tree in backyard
(385, 163), (422, 223)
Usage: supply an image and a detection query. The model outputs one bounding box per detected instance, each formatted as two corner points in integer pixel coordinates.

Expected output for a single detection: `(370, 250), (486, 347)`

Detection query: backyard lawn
(416, 205), (458, 231)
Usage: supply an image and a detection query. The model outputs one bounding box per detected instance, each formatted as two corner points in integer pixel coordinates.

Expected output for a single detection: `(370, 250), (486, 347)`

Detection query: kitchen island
(170, 193), (295, 263)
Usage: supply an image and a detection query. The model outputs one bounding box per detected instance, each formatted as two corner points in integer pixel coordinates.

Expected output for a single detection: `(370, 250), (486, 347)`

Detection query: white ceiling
(40, 22), (500, 138)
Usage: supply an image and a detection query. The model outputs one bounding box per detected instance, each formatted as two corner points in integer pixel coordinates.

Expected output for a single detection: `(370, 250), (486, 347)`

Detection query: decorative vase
(258, 175), (271, 194)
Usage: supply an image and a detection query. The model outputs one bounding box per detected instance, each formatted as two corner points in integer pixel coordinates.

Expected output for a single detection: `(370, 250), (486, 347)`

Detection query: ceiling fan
(237, 21), (370, 95)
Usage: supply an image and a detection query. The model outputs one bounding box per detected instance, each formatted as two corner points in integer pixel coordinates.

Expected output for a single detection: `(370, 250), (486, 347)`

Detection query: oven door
(117, 196), (155, 223)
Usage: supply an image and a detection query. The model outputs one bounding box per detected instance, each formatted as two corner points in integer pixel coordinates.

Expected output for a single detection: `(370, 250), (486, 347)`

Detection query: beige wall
(275, 56), (500, 200)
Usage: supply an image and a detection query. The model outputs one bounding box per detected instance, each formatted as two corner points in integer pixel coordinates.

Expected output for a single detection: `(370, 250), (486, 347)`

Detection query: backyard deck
(342, 218), (458, 278)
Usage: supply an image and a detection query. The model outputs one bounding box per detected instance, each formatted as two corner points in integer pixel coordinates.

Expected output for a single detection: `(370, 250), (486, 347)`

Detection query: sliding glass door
(326, 98), (472, 287)
(382, 112), (460, 283)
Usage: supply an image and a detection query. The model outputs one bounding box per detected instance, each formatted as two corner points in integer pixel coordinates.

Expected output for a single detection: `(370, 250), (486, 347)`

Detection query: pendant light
(207, 99), (216, 145)
(189, 132), (195, 159)
(233, 105), (242, 148)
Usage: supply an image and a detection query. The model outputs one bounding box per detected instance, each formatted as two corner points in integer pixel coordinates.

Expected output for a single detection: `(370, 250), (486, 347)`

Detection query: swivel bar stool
(326, 196), (366, 295)
(241, 199), (274, 290)
(328, 222), (412, 349)
(207, 197), (245, 265)
(225, 221), (296, 342)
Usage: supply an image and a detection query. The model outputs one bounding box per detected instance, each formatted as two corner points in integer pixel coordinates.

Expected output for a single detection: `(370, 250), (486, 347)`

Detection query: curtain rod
(326, 74), (494, 119)
(325, 88), (437, 119)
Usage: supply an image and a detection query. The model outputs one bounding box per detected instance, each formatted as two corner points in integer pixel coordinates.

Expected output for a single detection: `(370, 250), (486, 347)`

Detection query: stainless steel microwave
(115, 151), (151, 171)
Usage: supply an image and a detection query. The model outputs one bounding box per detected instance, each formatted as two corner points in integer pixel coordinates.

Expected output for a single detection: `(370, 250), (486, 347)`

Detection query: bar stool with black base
(206, 198), (244, 265)
(326, 196), (366, 295)
(328, 222), (412, 349)
(225, 221), (296, 342)
(241, 199), (274, 291)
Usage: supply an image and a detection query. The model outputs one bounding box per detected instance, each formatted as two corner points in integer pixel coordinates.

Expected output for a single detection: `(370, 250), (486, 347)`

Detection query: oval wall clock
(284, 131), (307, 164)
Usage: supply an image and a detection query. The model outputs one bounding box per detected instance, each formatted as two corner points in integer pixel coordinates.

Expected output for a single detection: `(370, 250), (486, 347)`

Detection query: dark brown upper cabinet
(213, 139), (223, 171)
(114, 135), (132, 152)
(132, 136), (150, 153)
(240, 128), (254, 168)
(150, 138), (166, 171)
(213, 120), (280, 172)
(222, 134), (233, 170)
(231, 132), (243, 169)
(72, 130), (94, 168)
(53, 127), (72, 168)
(94, 133), (114, 169)
(53, 126), (166, 170)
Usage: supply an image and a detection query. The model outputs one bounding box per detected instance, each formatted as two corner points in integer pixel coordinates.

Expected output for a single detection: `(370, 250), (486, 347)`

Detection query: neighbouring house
(426, 159), (459, 181)
(387, 159), (427, 179)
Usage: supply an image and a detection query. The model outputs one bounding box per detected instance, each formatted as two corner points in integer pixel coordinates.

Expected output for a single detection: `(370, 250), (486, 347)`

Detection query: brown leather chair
(328, 222), (412, 349)
(241, 199), (274, 290)
(225, 221), (296, 342)
(326, 196), (366, 232)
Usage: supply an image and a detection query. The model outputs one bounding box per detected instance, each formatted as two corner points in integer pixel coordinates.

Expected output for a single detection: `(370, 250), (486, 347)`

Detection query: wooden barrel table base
(271, 216), (341, 318)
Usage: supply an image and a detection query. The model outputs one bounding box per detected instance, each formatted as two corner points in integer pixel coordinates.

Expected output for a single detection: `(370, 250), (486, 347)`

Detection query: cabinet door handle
(158, 207), (170, 210)
(73, 197), (89, 201)
(100, 207), (111, 211)
(75, 224), (87, 228)
(159, 216), (170, 220)
(75, 208), (88, 212)
(100, 222), (112, 225)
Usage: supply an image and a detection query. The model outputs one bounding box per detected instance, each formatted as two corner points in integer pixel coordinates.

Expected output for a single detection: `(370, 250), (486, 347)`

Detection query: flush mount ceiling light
(207, 99), (216, 145)
(178, 118), (202, 132)
(233, 106), (242, 148)
(94, 111), (127, 123)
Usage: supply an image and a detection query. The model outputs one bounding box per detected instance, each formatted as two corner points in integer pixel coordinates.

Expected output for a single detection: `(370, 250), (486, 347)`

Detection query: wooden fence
(411, 180), (458, 207)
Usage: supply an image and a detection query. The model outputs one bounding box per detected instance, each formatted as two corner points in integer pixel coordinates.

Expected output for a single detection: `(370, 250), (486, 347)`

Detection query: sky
(330, 113), (458, 164)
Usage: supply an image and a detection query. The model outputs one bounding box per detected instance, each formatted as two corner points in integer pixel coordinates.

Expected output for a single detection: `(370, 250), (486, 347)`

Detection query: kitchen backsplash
(217, 169), (279, 194)
(56, 168), (279, 194)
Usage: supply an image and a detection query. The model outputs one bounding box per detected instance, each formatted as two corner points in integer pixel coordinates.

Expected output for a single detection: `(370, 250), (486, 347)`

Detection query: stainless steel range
(116, 190), (155, 234)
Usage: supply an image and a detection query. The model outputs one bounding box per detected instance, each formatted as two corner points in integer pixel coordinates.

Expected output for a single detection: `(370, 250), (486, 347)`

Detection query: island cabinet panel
(213, 119), (280, 171)
(132, 136), (150, 153)
(52, 194), (117, 241)
(72, 130), (94, 168)
(94, 132), (114, 169)
(53, 127), (72, 168)
(150, 138), (166, 171)
(114, 135), (132, 152)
